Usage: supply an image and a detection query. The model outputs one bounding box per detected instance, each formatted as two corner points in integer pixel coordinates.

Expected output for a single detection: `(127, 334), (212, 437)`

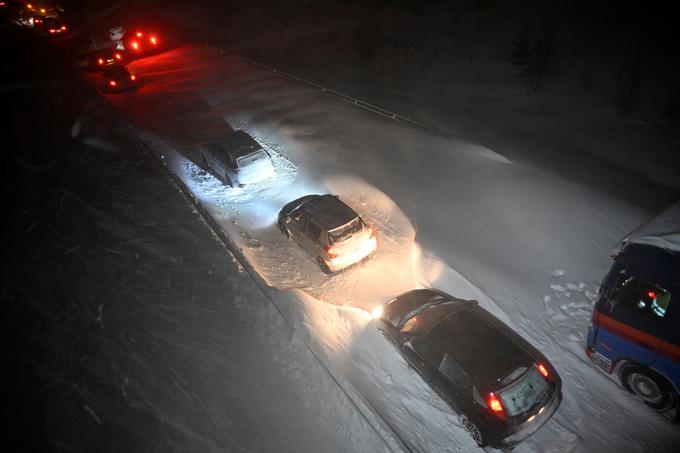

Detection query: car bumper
(326, 236), (377, 272)
(488, 388), (563, 449)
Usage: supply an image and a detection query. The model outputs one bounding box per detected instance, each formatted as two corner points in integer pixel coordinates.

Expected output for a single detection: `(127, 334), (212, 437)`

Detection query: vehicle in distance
(586, 201), (680, 413)
(124, 29), (160, 56)
(277, 194), (377, 274)
(90, 48), (124, 70)
(199, 130), (275, 187)
(43, 17), (67, 35)
(379, 289), (562, 449)
(101, 66), (137, 93)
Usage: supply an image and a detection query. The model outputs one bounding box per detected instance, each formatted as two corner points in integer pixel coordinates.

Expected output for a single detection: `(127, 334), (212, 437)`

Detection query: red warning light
(648, 291), (656, 299)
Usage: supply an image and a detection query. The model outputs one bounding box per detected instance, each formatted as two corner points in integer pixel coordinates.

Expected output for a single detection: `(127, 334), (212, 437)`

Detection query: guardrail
(214, 47), (453, 139)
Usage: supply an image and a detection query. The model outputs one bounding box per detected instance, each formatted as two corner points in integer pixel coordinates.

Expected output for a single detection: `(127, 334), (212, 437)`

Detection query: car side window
(438, 354), (468, 390)
(410, 337), (444, 370)
(305, 221), (322, 241)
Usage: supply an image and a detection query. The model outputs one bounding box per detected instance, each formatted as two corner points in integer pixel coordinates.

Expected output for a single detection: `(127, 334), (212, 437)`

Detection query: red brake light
(368, 226), (376, 238)
(109, 80), (117, 87)
(648, 291), (656, 299)
(488, 393), (504, 413)
(130, 75), (136, 81)
(324, 245), (338, 259)
(61, 25), (66, 31)
(98, 58), (104, 65)
(131, 41), (139, 50)
(115, 53), (122, 60)
(150, 36), (157, 45)
(49, 29), (56, 33)
(136, 31), (143, 37)
(537, 363), (549, 378)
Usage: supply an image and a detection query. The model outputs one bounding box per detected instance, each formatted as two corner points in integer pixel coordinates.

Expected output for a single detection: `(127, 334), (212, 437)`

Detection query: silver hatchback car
(200, 130), (275, 187)
(277, 194), (377, 274)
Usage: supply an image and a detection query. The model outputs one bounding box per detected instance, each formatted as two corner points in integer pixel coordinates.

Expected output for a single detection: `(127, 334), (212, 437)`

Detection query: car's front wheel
(317, 256), (332, 275)
(620, 364), (675, 411)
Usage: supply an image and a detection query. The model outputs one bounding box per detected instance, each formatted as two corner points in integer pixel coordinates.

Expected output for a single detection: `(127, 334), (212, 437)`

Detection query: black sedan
(379, 289), (562, 449)
(101, 66), (138, 93)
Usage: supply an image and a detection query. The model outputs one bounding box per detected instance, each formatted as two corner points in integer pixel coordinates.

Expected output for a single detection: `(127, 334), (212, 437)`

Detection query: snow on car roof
(201, 130), (263, 161)
(621, 201), (680, 253)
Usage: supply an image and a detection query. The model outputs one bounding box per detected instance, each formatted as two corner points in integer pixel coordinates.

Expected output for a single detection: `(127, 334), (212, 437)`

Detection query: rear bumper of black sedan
(487, 387), (563, 449)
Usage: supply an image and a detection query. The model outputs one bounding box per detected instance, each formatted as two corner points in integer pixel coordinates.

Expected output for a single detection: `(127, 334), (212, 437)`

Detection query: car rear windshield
(499, 366), (549, 416)
(236, 149), (268, 168)
(328, 217), (363, 244)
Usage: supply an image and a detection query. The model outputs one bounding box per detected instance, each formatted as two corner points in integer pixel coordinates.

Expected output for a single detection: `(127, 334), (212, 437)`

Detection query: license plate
(591, 351), (612, 372)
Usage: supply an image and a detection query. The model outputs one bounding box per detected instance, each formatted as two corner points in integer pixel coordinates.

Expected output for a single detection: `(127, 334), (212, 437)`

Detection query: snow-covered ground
(85, 27), (680, 453)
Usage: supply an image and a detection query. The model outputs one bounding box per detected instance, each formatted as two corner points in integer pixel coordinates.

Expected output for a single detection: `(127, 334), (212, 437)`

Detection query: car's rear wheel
(620, 364), (675, 411)
(461, 417), (487, 447)
(317, 256), (332, 275)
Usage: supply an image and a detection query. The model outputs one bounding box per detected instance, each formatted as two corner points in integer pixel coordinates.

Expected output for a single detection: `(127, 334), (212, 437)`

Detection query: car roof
(421, 306), (535, 389)
(298, 195), (359, 231)
(200, 130), (264, 161)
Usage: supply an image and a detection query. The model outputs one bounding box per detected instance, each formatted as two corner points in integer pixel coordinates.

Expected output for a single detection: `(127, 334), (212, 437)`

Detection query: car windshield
(236, 149), (267, 168)
(499, 366), (549, 416)
(328, 217), (363, 244)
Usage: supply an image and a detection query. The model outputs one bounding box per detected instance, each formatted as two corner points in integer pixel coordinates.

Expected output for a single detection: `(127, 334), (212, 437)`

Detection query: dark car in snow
(101, 66), (137, 93)
(43, 17), (68, 36)
(379, 289), (562, 449)
(277, 194), (377, 274)
(123, 29), (160, 57)
(90, 48), (125, 71)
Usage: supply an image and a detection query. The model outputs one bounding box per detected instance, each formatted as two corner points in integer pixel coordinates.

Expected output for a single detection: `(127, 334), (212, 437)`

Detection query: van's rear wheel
(317, 257), (332, 275)
(620, 364), (675, 411)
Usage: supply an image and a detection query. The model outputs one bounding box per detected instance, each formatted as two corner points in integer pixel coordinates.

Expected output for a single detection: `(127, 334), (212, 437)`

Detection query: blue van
(585, 202), (680, 414)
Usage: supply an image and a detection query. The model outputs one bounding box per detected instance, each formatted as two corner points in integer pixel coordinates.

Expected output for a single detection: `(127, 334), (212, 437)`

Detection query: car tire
(278, 220), (290, 238)
(461, 417), (487, 448)
(620, 364), (675, 411)
(317, 256), (332, 275)
(201, 153), (210, 171)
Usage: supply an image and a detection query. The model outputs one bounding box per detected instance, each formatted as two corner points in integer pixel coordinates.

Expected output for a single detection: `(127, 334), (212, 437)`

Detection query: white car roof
(620, 201), (680, 253)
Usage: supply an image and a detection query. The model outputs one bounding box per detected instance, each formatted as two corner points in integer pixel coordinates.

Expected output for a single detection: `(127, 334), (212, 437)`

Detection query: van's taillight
(324, 245), (338, 259)
(115, 53), (122, 60)
(98, 58), (104, 65)
(537, 363), (549, 379)
(109, 80), (117, 86)
(488, 393), (504, 414)
(368, 226), (376, 238)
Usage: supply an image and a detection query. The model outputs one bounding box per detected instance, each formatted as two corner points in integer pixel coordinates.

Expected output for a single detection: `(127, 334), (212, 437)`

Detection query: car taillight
(61, 25), (66, 31)
(488, 393), (504, 414)
(368, 226), (376, 238)
(49, 29), (56, 33)
(130, 75), (136, 80)
(115, 53), (122, 60)
(109, 80), (117, 87)
(324, 245), (338, 259)
(98, 58), (104, 65)
(131, 41), (139, 50)
(136, 31), (143, 37)
(150, 36), (157, 45)
(537, 363), (549, 379)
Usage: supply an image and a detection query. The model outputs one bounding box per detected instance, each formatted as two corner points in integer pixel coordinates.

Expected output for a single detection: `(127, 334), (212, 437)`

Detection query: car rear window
(499, 366), (549, 416)
(328, 217), (363, 244)
(236, 149), (268, 168)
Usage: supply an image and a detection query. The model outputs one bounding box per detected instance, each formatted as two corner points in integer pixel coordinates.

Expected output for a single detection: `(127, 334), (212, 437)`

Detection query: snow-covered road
(102, 41), (680, 452)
